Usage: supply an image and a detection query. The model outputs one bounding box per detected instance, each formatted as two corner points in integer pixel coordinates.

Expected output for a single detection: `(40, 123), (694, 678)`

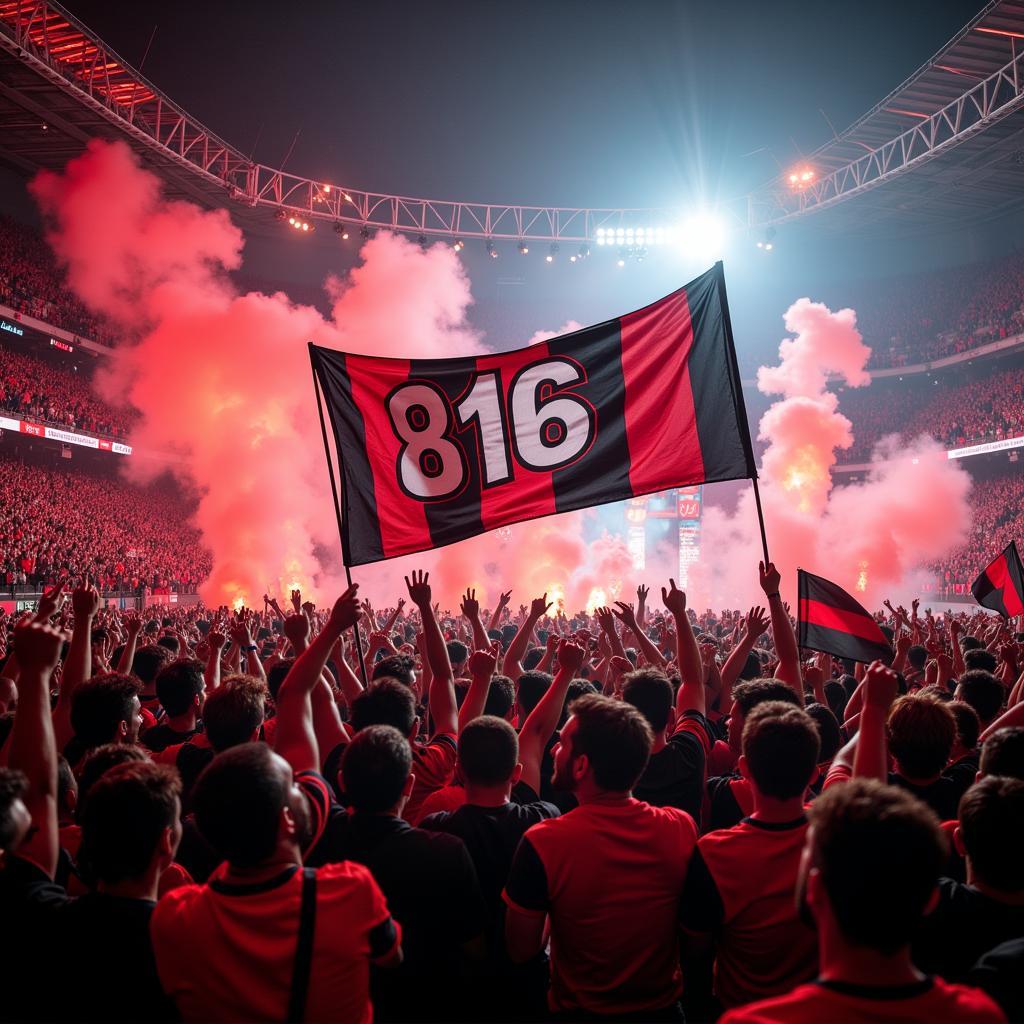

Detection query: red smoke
(28, 140), (628, 612)
(693, 298), (972, 609)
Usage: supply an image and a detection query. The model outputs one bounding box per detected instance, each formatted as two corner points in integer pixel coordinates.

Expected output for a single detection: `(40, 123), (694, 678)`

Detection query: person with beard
(150, 586), (403, 1023)
(503, 622), (699, 1019)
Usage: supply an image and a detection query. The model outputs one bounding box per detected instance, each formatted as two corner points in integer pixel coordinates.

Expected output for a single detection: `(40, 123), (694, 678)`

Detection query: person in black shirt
(307, 724), (486, 1022)
(421, 715), (559, 1018)
(914, 775), (1024, 980)
(141, 657), (205, 753)
(622, 668), (706, 821)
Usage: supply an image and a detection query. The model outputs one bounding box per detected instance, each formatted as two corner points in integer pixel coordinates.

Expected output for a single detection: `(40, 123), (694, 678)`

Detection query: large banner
(311, 263), (756, 566)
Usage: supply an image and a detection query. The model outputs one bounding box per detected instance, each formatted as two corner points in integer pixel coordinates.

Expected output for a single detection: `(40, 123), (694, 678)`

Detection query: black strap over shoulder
(286, 867), (318, 1023)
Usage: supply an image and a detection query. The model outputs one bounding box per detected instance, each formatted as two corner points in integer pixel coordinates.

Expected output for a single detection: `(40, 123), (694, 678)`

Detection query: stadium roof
(2, 1), (1024, 240)
(747, 1), (1024, 233)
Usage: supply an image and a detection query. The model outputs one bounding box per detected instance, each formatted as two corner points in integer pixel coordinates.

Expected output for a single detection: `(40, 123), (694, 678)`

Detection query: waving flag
(311, 263), (756, 566)
(972, 541), (1024, 619)
(798, 569), (892, 664)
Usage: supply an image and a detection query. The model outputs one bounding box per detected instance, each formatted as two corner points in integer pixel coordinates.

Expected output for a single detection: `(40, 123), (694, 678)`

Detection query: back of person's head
(341, 725), (412, 813)
(459, 716), (519, 787)
(77, 762), (181, 885)
(156, 636), (180, 656)
(193, 744), (293, 866)
(70, 674), (140, 749)
(957, 776), (1024, 892)
(949, 700), (981, 754)
(907, 645), (928, 671)
(516, 671), (552, 717)
(965, 648), (998, 674)
(483, 675), (515, 720)
(568, 693), (652, 793)
(980, 727), (1024, 780)
(742, 702), (820, 799)
(446, 640), (469, 669)
(155, 659), (205, 717)
(266, 658), (295, 703)
(76, 743), (149, 823)
(203, 675), (267, 751)
(562, 679), (597, 725)
(56, 755), (77, 818)
(808, 778), (945, 953)
(739, 651), (762, 681)
(371, 654), (416, 688)
(522, 647), (545, 671)
(132, 644), (172, 686)
(960, 635), (984, 653)
(886, 693), (956, 779)
(351, 678), (417, 736)
(803, 702), (841, 764)
(622, 668), (674, 733)
(956, 670), (1005, 725)
(0, 767), (27, 853)
(501, 624), (518, 648)
(732, 679), (802, 717)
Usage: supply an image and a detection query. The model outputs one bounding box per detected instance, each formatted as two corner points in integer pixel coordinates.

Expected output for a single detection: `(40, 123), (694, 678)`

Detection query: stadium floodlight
(679, 210), (727, 262)
(518, 241), (529, 255)
(546, 243), (560, 263)
(486, 239), (498, 259)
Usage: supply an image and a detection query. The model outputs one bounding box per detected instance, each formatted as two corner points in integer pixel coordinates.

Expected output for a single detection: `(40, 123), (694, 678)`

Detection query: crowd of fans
(0, 216), (115, 345)
(0, 454), (210, 593)
(836, 364), (1024, 462)
(840, 250), (1024, 369)
(1, 569), (1022, 1022)
(0, 343), (135, 439)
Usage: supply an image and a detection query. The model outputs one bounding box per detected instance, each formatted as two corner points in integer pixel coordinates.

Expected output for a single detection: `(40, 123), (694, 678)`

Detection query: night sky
(53, 1), (997, 359)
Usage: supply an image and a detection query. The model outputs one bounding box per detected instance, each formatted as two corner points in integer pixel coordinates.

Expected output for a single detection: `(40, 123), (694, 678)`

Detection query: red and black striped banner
(972, 541), (1024, 619)
(798, 569), (892, 665)
(311, 263), (756, 566)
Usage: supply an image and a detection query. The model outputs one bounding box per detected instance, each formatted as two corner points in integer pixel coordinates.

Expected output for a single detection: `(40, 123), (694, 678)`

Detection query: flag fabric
(798, 569), (892, 664)
(311, 263), (756, 566)
(971, 541), (1024, 618)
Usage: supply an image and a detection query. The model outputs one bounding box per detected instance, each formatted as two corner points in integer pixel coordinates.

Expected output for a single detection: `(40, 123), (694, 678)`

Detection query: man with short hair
(151, 586), (403, 1023)
(66, 673), (143, 767)
(310, 724), (486, 1021)
(142, 658), (205, 752)
(979, 726), (1024, 779)
(682, 701), (821, 1009)
(955, 670), (1005, 729)
(505, 614), (699, 1020)
(886, 693), (962, 819)
(722, 779), (1004, 1023)
(913, 776), (1024, 981)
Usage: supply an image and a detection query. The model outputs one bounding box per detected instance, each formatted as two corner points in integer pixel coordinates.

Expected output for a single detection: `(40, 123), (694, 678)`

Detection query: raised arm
(53, 580), (100, 752)
(504, 595), (552, 679)
(518, 639), (585, 794)
(663, 580), (705, 717)
(760, 561), (801, 696)
(851, 661), (898, 782)
(115, 612), (143, 675)
(488, 590), (512, 633)
(720, 606), (769, 694)
(636, 584), (649, 629)
(407, 571), (458, 737)
(275, 586), (360, 775)
(460, 589), (489, 653)
(380, 599), (405, 638)
(7, 615), (65, 877)
(458, 644), (500, 734)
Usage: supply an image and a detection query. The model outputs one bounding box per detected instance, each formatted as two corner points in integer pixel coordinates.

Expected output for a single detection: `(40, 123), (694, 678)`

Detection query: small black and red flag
(798, 569), (892, 665)
(971, 541), (1024, 619)
(310, 263), (757, 565)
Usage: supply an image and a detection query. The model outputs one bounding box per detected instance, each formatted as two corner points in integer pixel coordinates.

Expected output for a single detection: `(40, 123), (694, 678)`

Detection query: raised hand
(497, 590), (512, 608)
(36, 580), (67, 622)
(327, 584), (361, 634)
(283, 613), (310, 648)
(556, 637), (587, 676)
(14, 613), (66, 675)
(744, 605), (769, 640)
(637, 584), (649, 605)
(530, 594), (553, 619)
(612, 602), (639, 629)
(469, 643), (499, 679)
(71, 577), (100, 620)
(208, 629), (227, 652)
(460, 588), (480, 620)
(758, 561), (781, 596)
(595, 606), (616, 635)
(661, 579), (687, 617)
(405, 570), (432, 608)
(290, 588), (302, 614)
(862, 660), (899, 713)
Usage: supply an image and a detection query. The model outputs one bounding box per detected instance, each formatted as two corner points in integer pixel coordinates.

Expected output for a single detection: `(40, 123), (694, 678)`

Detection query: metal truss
(749, 42), (1024, 228)
(0, 0), (699, 242)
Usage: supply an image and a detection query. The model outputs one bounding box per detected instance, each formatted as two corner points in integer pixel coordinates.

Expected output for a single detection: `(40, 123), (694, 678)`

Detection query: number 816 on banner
(386, 356), (597, 501)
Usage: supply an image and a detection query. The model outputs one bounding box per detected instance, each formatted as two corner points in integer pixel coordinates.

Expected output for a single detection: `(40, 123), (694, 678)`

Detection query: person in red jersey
(681, 700), (822, 1010)
(504, 588), (699, 1020)
(150, 586), (403, 1023)
(721, 778), (1005, 1024)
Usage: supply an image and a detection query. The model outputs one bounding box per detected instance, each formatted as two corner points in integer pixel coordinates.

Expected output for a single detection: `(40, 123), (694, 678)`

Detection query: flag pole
(713, 260), (771, 567)
(309, 344), (369, 687)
